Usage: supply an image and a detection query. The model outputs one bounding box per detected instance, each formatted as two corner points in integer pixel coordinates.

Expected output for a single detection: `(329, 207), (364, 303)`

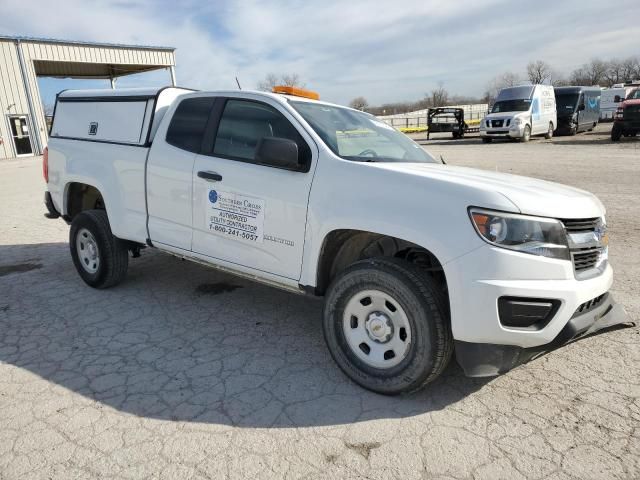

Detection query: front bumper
(616, 119), (640, 132)
(555, 117), (576, 135)
(480, 124), (525, 139)
(455, 295), (633, 376)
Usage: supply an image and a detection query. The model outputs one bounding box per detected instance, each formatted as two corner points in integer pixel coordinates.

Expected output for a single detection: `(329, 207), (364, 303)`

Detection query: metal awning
(33, 60), (170, 79)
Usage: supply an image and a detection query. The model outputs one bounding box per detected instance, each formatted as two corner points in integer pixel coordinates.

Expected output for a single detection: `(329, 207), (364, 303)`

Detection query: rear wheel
(70, 210), (129, 288)
(323, 257), (452, 395)
(611, 123), (623, 141)
(545, 122), (554, 139)
(521, 125), (531, 142)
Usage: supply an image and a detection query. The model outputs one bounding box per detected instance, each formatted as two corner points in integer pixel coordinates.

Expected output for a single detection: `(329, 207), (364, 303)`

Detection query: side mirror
(256, 137), (300, 170)
(614, 95), (622, 103)
(578, 104), (586, 111)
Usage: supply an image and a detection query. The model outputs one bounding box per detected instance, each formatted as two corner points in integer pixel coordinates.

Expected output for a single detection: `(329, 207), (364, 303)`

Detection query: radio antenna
(235, 77), (242, 90)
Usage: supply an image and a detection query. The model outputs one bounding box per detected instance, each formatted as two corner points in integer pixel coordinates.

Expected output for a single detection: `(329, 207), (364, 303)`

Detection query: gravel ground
(0, 123), (638, 479)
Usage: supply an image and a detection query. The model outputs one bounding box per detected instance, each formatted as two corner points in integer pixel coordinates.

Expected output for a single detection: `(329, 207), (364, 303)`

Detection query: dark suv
(611, 88), (640, 141)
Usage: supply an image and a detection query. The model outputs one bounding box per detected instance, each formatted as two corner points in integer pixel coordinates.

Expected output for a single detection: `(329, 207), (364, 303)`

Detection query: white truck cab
(43, 85), (631, 394)
(481, 84), (557, 142)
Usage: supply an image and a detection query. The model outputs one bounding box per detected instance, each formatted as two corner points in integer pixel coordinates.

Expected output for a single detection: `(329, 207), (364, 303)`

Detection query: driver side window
(213, 99), (311, 167)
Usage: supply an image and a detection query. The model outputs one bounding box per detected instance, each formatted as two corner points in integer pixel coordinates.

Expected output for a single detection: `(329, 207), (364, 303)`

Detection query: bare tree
(526, 60), (552, 84)
(349, 96), (369, 111)
(281, 73), (304, 88)
(569, 59), (608, 86)
(484, 71), (521, 103)
(430, 82), (449, 107)
(257, 73), (280, 91)
(621, 56), (640, 83)
(603, 59), (625, 87)
(257, 73), (305, 91)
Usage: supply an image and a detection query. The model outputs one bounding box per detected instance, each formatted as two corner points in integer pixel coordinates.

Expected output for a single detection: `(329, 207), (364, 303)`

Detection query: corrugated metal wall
(0, 41), (31, 159)
(0, 38), (175, 159)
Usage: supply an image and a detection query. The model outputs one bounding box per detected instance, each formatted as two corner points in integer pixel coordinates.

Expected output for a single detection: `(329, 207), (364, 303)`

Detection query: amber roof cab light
(272, 85), (320, 100)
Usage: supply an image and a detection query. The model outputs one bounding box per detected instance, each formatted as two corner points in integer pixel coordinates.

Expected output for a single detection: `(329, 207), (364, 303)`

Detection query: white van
(480, 85), (557, 142)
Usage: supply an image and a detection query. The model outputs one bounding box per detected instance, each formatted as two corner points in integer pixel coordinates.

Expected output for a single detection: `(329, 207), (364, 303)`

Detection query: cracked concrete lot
(1, 124), (639, 479)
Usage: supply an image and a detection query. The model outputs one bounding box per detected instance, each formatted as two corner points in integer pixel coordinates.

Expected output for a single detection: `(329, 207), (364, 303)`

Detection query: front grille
(491, 120), (504, 128)
(572, 293), (608, 318)
(562, 217), (599, 233)
(561, 218), (605, 274)
(572, 247), (602, 271)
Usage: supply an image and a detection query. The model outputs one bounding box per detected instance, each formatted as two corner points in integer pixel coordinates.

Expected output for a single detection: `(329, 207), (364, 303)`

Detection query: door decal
(206, 189), (265, 243)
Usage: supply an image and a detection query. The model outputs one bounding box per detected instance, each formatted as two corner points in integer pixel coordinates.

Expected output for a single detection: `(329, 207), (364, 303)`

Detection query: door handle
(197, 171), (222, 182)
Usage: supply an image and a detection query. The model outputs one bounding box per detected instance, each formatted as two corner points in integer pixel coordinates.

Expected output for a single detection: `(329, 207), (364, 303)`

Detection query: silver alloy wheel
(523, 125), (531, 141)
(343, 289), (412, 369)
(76, 227), (100, 274)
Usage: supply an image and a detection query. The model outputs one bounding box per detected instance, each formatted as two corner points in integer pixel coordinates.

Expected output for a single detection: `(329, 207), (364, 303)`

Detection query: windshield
(628, 89), (640, 100)
(491, 99), (531, 113)
(555, 94), (579, 112)
(290, 101), (437, 163)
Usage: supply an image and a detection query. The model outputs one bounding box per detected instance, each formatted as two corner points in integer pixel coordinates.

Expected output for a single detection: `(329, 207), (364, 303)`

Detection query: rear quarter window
(166, 97), (215, 153)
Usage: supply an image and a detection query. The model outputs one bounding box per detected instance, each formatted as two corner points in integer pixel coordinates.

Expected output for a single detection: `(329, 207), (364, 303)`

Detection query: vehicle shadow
(0, 242), (491, 428)
(550, 136), (639, 146)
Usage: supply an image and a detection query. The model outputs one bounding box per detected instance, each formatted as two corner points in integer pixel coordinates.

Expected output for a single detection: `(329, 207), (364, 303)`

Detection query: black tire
(544, 122), (553, 139)
(521, 124), (531, 142)
(611, 124), (623, 141)
(323, 257), (452, 395)
(69, 210), (129, 288)
(482, 137), (492, 143)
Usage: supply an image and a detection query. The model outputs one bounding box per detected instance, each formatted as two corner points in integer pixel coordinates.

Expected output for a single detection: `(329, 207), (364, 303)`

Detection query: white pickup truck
(44, 85), (630, 394)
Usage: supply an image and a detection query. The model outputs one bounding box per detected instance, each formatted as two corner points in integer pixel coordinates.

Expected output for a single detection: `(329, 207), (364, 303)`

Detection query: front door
(192, 96), (316, 280)
(7, 115), (33, 156)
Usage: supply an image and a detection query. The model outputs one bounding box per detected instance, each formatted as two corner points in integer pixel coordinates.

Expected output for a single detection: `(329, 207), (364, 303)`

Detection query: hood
(484, 111), (529, 120)
(622, 99), (640, 107)
(371, 163), (604, 219)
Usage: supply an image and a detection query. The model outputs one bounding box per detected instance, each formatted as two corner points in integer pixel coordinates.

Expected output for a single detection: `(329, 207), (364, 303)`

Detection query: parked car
(44, 85), (629, 394)
(601, 87), (628, 121)
(480, 85), (556, 143)
(611, 87), (640, 141)
(554, 86), (601, 135)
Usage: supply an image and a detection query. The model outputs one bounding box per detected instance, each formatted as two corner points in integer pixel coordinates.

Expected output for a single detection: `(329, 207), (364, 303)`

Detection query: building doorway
(7, 115), (34, 157)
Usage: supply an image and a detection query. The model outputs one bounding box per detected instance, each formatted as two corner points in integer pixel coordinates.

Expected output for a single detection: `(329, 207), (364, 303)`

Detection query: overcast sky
(2, 0), (639, 107)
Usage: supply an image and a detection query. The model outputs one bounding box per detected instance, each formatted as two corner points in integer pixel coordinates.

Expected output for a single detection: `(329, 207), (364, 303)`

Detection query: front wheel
(545, 122), (554, 139)
(323, 258), (452, 395)
(521, 125), (531, 142)
(70, 210), (129, 288)
(611, 124), (623, 141)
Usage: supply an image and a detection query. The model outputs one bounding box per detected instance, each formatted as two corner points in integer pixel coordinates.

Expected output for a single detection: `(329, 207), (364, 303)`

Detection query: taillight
(43, 147), (49, 183)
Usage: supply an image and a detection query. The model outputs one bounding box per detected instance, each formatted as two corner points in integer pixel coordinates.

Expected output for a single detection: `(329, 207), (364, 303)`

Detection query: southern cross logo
(208, 190), (218, 204)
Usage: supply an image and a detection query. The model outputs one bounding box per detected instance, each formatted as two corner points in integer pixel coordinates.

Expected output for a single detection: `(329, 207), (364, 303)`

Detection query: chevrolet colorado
(43, 85), (631, 394)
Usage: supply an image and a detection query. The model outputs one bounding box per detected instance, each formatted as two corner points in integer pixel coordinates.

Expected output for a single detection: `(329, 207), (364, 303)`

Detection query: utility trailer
(426, 107), (478, 140)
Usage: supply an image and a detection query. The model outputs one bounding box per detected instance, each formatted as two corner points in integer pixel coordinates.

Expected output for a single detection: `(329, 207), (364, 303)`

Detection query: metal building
(0, 35), (176, 159)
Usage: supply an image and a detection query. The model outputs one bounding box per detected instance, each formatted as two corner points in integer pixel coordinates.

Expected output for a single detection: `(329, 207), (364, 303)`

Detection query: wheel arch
(313, 229), (449, 301)
(64, 181), (106, 221)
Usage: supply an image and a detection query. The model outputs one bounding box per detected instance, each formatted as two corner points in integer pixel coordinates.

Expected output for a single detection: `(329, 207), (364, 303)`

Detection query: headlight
(469, 208), (570, 260)
(514, 117), (524, 125)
